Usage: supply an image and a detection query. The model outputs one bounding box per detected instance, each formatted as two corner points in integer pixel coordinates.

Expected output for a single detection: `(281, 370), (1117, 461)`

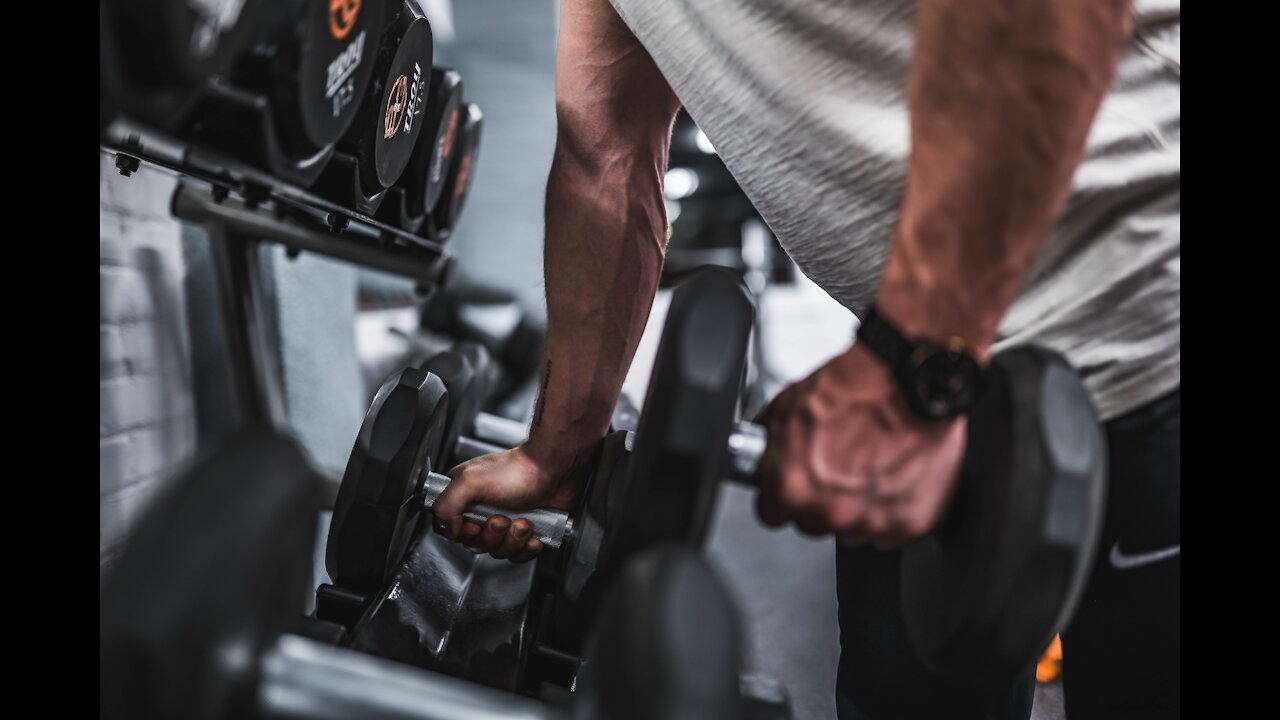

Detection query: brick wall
(99, 153), (197, 576)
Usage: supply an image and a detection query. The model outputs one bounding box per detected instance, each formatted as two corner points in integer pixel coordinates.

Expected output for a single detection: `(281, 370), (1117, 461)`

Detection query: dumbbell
(324, 362), (568, 598)
(409, 267), (1108, 689)
(376, 66), (464, 230)
(229, 0), (384, 159)
(421, 103), (483, 241)
(312, 0), (434, 214)
(101, 0), (265, 130)
(97, 426), (619, 720)
(100, 425), (768, 719)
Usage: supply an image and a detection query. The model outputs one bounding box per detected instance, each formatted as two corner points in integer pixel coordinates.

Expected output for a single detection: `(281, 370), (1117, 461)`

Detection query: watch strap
(857, 304), (915, 373)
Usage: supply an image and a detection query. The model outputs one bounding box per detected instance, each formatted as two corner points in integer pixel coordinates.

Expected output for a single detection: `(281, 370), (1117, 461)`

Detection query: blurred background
(99, 2), (1064, 717)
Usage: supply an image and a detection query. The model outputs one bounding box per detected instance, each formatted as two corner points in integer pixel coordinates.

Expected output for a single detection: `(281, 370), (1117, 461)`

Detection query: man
(435, 0), (1180, 717)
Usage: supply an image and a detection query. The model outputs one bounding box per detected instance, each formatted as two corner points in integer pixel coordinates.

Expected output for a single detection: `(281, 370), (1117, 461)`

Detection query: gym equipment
(418, 277), (548, 412)
(232, 0), (384, 157)
(312, 0), (434, 215)
(100, 426), (322, 720)
(571, 545), (745, 720)
(323, 363), (565, 602)
(377, 67), (464, 230)
(98, 426), (558, 719)
(101, 0), (265, 132)
(390, 266), (1107, 689)
(422, 103), (483, 241)
(98, 426), (762, 718)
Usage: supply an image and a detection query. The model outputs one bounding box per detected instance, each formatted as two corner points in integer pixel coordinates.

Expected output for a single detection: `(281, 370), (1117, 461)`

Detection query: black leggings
(834, 388), (1181, 720)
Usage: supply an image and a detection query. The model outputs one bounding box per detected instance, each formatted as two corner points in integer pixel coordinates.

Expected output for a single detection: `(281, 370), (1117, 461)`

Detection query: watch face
(906, 343), (983, 419)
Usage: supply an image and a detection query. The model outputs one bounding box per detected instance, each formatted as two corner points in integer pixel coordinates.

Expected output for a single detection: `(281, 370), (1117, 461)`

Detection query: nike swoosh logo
(1109, 541), (1180, 570)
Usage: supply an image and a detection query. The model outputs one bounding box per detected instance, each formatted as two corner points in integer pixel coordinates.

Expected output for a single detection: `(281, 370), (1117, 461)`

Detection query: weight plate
(277, 0), (384, 150)
(606, 267), (755, 565)
(348, 1), (434, 196)
(430, 102), (483, 234)
(420, 344), (491, 467)
(100, 428), (320, 720)
(326, 366), (449, 593)
(901, 347), (1107, 689)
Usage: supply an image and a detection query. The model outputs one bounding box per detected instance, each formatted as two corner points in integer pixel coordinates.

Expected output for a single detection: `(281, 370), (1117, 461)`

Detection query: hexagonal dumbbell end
(326, 367), (449, 594)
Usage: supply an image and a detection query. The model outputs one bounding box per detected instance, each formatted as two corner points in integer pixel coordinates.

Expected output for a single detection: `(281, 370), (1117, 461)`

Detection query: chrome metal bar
(258, 634), (559, 720)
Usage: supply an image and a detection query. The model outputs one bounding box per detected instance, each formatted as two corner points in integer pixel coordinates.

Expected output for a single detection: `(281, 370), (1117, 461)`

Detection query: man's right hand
(433, 445), (586, 562)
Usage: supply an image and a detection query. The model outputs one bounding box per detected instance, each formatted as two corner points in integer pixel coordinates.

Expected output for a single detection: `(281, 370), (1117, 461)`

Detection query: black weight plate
(275, 0), (384, 150)
(420, 348), (483, 467)
(347, 1), (434, 196)
(901, 347), (1106, 689)
(100, 427), (320, 720)
(430, 102), (483, 234)
(405, 67), (464, 217)
(607, 267), (755, 565)
(326, 366), (449, 593)
(575, 545), (745, 720)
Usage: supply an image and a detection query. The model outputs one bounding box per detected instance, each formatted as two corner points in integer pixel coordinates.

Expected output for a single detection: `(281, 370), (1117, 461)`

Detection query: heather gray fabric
(608, 0), (1180, 420)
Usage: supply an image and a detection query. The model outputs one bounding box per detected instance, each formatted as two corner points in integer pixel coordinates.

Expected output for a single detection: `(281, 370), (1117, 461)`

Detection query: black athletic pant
(835, 388), (1180, 720)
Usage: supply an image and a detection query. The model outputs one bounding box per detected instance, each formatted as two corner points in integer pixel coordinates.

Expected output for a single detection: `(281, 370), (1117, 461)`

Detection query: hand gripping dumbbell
(396, 267), (1109, 690)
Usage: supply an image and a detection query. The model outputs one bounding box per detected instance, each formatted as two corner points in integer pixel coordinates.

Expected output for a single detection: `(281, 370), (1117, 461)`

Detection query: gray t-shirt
(608, 0), (1180, 420)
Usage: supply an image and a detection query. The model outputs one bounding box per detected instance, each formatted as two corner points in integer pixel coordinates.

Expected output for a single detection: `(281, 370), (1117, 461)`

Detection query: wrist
(874, 268), (999, 360)
(522, 431), (599, 479)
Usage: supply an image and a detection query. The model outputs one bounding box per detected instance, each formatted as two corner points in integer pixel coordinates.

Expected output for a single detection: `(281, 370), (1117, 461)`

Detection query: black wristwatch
(856, 305), (984, 420)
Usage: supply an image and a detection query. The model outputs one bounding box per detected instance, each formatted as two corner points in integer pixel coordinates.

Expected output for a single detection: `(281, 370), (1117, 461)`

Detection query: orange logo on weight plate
(384, 75), (408, 139)
(330, 0), (361, 40)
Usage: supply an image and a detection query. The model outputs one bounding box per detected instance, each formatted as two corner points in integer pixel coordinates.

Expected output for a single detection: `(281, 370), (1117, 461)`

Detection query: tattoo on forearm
(535, 360), (553, 428)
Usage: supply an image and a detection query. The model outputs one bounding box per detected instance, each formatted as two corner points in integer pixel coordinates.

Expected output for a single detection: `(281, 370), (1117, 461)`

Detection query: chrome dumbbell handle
(726, 421), (768, 486)
(421, 472), (572, 549)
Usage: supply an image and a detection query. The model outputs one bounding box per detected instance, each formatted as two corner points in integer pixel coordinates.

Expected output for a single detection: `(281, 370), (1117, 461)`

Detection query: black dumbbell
(230, 0), (384, 158)
(417, 267), (1108, 689)
(324, 365), (568, 599)
(311, 0), (434, 214)
(99, 427), (570, 720)
(376, 66), (464, 230)
(421, 102), (483, 241)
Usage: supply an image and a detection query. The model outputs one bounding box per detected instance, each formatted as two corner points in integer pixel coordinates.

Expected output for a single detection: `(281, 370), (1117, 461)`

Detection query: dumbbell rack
(102, 123), (455, 452)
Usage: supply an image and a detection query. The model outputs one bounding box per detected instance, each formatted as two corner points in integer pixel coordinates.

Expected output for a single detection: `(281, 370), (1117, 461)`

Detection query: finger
(470, 515), (511, 554)
(508, 537), (544, 564)
(492, 518), (534, 560)
(778, 416), (821, 530)
(755, 441), (789, 527)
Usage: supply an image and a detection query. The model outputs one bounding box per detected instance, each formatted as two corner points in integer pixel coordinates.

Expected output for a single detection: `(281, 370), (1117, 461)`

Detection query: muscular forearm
(524, 0), (679, 474)
(874, 0), (1134, 354)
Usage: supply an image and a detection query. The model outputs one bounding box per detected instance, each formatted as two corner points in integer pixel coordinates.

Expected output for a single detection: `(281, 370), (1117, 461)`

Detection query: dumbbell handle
(421, 471), (572, 549)
(726, 421), (768, 486)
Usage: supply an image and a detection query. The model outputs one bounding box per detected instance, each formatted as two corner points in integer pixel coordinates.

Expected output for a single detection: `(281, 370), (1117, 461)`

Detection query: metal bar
(471, 412), (529, 449)
(258, 634), (559, 720)
(453, 435), (505, 463)
(204, 222), (287, 428)
(172, 181), (450, 285)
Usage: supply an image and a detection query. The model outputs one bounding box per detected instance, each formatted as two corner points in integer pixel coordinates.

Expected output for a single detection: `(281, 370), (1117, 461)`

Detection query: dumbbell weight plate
(340, 0), (434, 198)
(419, 343), (495, 469)
(901, 347), (1107, 689)
(100, 428), (321, 720)
(604, 267), (756, 565)
(326, 367), (448, 594)
(424, 103), (483, 239)
(234, 0), (384, 155)
(403, 67), (464, 217)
